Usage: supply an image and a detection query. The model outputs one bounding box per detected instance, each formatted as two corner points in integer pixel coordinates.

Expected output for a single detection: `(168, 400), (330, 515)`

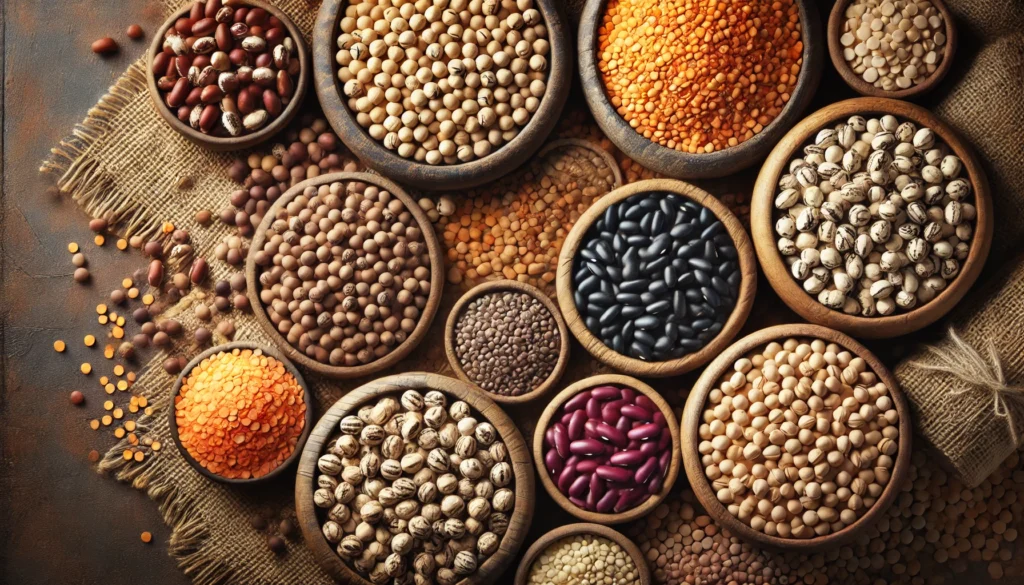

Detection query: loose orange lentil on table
(94, 235), (105, 246)
(84, 334), (96, 347)
(54, 340), (66, 352)
(67, 242), (79, 253)
(141, 531), (153, 543)
(597, 0), (803, 154)
(174, 348), (305, 480)
(98, 315), (109, 325)
(122, 278), (133, 289)
(104, 345), (115, 359)
(96, 304), (107, 314)
(80, 363), (92, 375)
(117, 239), (128, 250)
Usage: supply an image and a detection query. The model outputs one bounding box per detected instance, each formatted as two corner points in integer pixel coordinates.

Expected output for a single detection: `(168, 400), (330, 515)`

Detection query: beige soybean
(528, 534), (639, 585)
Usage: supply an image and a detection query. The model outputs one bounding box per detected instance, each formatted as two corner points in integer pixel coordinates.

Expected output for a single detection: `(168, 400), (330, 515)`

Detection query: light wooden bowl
(828, 0), (957, 99)
(577, 0), (823, 179)
(513, 523), (651, 585)
(533, 374), (681, 525)
(751, 98), (992, 339)
(536, 138), (625, 191)
(444, 280), (570, 406)
(168, 341), (314, 485)
(245, 172), (445, 379)
(146, 0), (310, 151)
(312, 0), (571, 190)
(681, 324), (913, 552)
(296, 372), (535, 585)
(556, 179), (757, 378)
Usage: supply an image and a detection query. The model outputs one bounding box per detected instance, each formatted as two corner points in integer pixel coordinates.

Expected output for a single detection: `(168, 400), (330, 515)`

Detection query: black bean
(620, 279), (648, 293)
(699, 207), (714, 225)
(704, 240), (719, 261)
(612, 232), (626, 252)
(603, 206), (619, 232)
(621, 306), (645, 319)
(634, 329), (657, 347)
(670, 223), (696, 239)
(706, 322), (724, 337)
(585, 316), (600, 331)
(639, 211), (653, 235)
(659, 197), (675, 217)
(579, 275), (600, 295)
(692, 318), (714, 331)
(654, 336), (673, 353)
(585, 303), (605, 318)
(626, 234), (650, 247)
(599, 305), (622, 326)
(619, 220), (640, 235)
(688, 258), (713, 271)
(622, 248), (640, 279)
(717, 261), (736, 277)
(635, 315), (660, 329)
(676, 243), (697, 259)
(694, 269), (710, 286)
(702, 286), (721, 307)
(680, 339), (703, 351)
(701, 222), (724, 239)
(575, 266), (590, 282)
(600, 325), (618, 339)
(648, 300), (671, 314)
(673, 290), (687, 317)
(612, 334), (625, 353)
(606, 265), (623, 283)
(580, 248), (599, 262)
(590, 291), (615, 307)
(622, 320), (635, 343)
(664, 266), (677, 287)
(719, 244), (739, 259)
(677, 325), (695, 339)
(712, 276), (731, 296)
(618, 292), (642, 305)
(645, 234), (671, 258)
(640, 292), (657, 304)
(648, 280), (668, 296)
(728, 271), (742, 287)
(631, 341), (653, 361)
(714, 233), (734, 246)
(574, 290), (587, 310)
(647, 255), (670, 273)
(624, 204), (645, 221)
(586, 261), (607, 279)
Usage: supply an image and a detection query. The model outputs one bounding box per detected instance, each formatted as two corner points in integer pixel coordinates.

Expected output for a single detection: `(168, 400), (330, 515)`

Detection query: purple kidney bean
(614, 489), (641, 513)
(659, 449), (672, 475)
(620, 387), (635, 403)
(568, 409), (587, 440)
(553, 423), (570, 458)
(627, 422), (662, 441)
(635, 456), (659, 485)
(620, 404), (652, 421)
(635, 395), (657, 413)
(596, 489), (618, 513)
(563, 390), (591, 412)
(570, 438), (606, 456)
(595, 421), (628, 448)
(616, 415), (633, 434)
(652, 410), (666, 426)
(609, 450), (645, 466)
(601, 398), (627, 423)
(576, 459), (600, 474)
(557, 465), (577, 493)
(560, 411), (574, 426)
(545, 426), (556, 449)
(591, 386), (621, 401)
(596, 465), (634, 483)
(569, 474), (591, 498)
(590, 473), (605, 500)
(569, 496), (587, 508)
(584, 419), (600, 439)
(658, 428), (672, 450)
(585, 489), (600, 511)
(586, 396), (603, 419)
(648, 473), (663, 495)
(640, 441), (659, 457)
(545, 449), (565, 476)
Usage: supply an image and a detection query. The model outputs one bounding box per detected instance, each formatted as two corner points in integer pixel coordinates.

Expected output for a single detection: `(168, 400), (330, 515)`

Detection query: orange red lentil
(174, 348), (305, 480)
(597, 0), (803, 153)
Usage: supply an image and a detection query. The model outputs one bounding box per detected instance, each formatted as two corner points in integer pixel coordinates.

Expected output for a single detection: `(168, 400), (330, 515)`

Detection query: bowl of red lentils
(169, 341), (314, 484)
(578, 0), (824, 179)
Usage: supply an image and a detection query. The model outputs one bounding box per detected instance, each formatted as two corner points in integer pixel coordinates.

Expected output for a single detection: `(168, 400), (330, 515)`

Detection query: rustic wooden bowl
(751, 98), (992, 339)
(533, 374), (681, 525)
(312, 0), (571, 190)
(168, 341), (314, 485)
(828, 0), (957, 99)
(146, 0), (310, 151)
(536, 138), (625, 190)
(556, 179), (757, 378)
(245, 171), (445, 378)
(513, 523), (651, 585)
(444, 280), (570, 406)
(577, 0), (823, 179)
(681, 323), (913, 552)
(296, 372), (535, 585)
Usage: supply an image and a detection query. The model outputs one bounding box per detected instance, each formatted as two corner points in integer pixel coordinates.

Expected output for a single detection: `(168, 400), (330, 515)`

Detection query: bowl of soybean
(514, 523), (651, 585)
(556, 179), (757, 378)
(444, 280), (570, 405)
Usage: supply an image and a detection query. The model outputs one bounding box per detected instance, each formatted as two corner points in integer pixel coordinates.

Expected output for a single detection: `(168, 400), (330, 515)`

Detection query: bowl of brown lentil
(577, 0), (824, 179)
(513, 523), (651, 585)
(681, 324), (913, 552)
(312, 0), (572, 190)
(444, 280), (570, 405)
(245, 171), (445, 379)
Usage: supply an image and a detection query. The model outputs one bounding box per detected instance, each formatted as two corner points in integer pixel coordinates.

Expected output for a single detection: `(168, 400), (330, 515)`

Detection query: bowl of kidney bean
(533, 374), (681, 524)
(147, 0), (309, 151)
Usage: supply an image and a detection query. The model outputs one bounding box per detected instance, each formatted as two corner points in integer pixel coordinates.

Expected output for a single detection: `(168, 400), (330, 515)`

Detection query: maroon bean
(585, 489), (599, 511)
(544, 449), (564, 476)
(596, 490), (618, 513)
(277, 70), (293, 98)
(627, 423), (661, 441)
(615, 415), (632, 434)
(653, 411), (666, 426)
(576, 459), (600, 474)
(620, 387), (636, 402)
(568, 474), (590, 498)
(595, 465), (633, 484)
(167, 77), (190, 107)
(601, 398), (627, 421)
(545, 425), (555, 449)
(559, 411), (574, 426)
(563, 390), (590, 412)
(553, 423), (570, 459)
(557, 465), (577, 493)
(620, 404), (652, 421)
(569, 439), (606, 456)
(591, 386), (621, 401)
(569, 496), (587, 509)
(627, 439), (641, 450)
(568, 409), (587, 440)
(153, 52), (172, 75)
(636, 395), (657, 412)
(586, 396), (602, 419)
(615, 489), (647, 513)
(584, 419), (599, 439)
(648, 474), (663, 494)
(609, 450), (645, 467)
(659, 450), (672, 475)
(640, 441), (659, 457)
(658, 428), (672, 450)
(589, 473), (605, 500)
(594, 422), (628, 448)
(635, 456), (659, 485)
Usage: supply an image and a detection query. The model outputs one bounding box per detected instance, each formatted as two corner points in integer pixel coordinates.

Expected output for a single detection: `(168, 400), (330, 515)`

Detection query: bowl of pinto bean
(147, 0), (310, 151)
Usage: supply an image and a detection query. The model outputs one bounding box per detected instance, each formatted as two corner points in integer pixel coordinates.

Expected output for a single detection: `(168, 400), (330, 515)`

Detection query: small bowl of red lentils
(578, 0), (825, 179)
(169, 341), (313, 484)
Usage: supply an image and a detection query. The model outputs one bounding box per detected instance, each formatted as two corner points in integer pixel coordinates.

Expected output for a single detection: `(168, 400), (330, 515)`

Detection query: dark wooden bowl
(828, 0), (957, 99)
(532, 374), (681, 525)
(577, 0), (824, 179)
(751, 98), (992, 339)
(245, 171), (445, 378)
(312, 0), (571, 190)
(168, 341), (314, 485)
(681, 324), (913, 552)
(513, 523), (651, 585)
(444, 280), (570, 406)
(555, 179), (757, 378)
(295, 372), (535, 585)
(536, 138), (625, 190)
(146, 0), (310, 151)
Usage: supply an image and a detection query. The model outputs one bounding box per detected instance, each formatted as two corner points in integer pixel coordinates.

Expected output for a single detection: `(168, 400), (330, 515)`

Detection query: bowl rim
(311, 0), (571, 190)
(244, 171), (445, 379)
(750, 97), (993, 339)
(576, 0), (824, 179)
(555, 178), (757, 378)
(681, 323), (913, 552)
(532, 373), (681, 525)
(145, 0), (311, 151)
(295, 372), (536, 585)
(512, 523), (652, 585)
(168, 340), (315, 485)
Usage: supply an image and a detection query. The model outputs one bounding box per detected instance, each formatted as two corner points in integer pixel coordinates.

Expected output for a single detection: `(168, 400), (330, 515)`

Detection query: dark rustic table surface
(0, 1), (1011, 584)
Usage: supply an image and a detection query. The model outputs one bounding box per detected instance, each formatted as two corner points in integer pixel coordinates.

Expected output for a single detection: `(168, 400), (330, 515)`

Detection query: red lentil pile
(597, 0), (804, 154)
(174, 348), (306, 480)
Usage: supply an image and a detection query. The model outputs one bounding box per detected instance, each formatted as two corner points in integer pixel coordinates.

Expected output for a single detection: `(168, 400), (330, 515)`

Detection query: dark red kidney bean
(175, 17), (193, 35)
(585, 490), (599, 511)
(167, 77), (189, 107)
(653, 411), (666, 426)
(585, 397), (602, 419)
(568, 474), (590, 498)
(255, 53), (272, 68)
(626, 439), (641, 450)
(204, 0), (221, 18)
(215, 23), (232, 50)
(635, 457), (659, 485)
(620, 388), (635, 402)
(658, 450), (672, 474)
(636, 395), (657, 413)
(569, 439), (605, 456)
(658, 428), (672, 450)
(192, 17), (217, 36)
(568, 410), (587, 440)
(185, 87), (203, 107)
(234, 7), (248, 23)
(553, 424), (570, 458)
(193, 55), (211, 69)
(595, 422), (628, 447)
(628, 422), (661, 441)
(609, 450), (645, 467)
(175, 55), (192, 77)
(648, 474), (663, 494)
(265, 26), (284, 46)
(584, 419), (599, 439)
(189, 2), (203, 21)
(176, 105), (190, 122)
(199, 104), (218, 131)
(591, 386), (621, 401)
(596, 490), (618, 513)
(590, 473), (605, 500)
(620, 404), (652, 421)
(565, 455), (579, 469)
(544, 449), (564, 476)
(246, 7), (268, 25)
(238, 88), (256, 114)
(277, 70), (293, 98)
(601, 398), (627, 423)
(153, 52), (172, 75)
(559, 411), (573, 426)
(564, 390), (591, 412)
(264, 90), (282, 116)
(557, 465), (577, 493)
(595, 465), (633, 484)
(615, 415), (632, 434)
(201, 85), (223, 104)
(544, 426), (555, 449)
(613, 490), (636, 513)
(639, 441), (659, 457)
(575, 459), (600, 474)
(569, 496), (587, 509)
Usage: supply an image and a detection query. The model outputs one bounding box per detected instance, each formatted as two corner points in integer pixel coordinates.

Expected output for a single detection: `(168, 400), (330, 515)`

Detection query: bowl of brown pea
(295, 372), (535, 585)
(245, 171), (445, 379)
(147, 0), (310, 151)
(681, 323), (912, 552)
(311, 0), (571, 190)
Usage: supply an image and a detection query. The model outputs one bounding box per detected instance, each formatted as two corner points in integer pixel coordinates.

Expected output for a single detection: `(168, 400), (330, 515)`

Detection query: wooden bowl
(312, 0), (571, 190)
(513, 523), (651, 585)
(245, 171), (445, 378)
(146, 0), (310, 151)
(556, 179), (757, 378)
(577, 0), (824, 179)
(681, 323), (913, 552)
(295, 372), (535, 585)
(751, 98), (992, 339)
(168, 341), (314, 485)
(444, 280), (570, 406)
(828, 0), (957, 99)
(536, 138), (625, 190)
(532, 374), (681, 525)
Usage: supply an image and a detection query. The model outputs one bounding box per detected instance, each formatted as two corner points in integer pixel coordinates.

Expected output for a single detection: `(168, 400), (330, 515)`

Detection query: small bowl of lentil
(577, 0), (824, 179)
(444, 280), (570, 405)
(828, 0), (957, 99)
(513, 523), (651, 585)
(245, 171), (445, 379)
(681, 323), (912, 552)
(556, 179), (756, 378)
(312, 0), (572, 190)
(751, 97), (992, 339)
(533, 374), (681, 525)
(169, 341), (314, 484)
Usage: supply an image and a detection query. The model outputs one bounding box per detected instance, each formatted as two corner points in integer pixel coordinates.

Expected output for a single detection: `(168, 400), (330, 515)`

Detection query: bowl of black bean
(556, 179), (757, 378)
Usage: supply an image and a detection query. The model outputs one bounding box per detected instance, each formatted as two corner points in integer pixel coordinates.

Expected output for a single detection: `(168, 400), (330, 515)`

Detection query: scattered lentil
(54, 340), (66, 353)
(140, 531), (153, 543)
